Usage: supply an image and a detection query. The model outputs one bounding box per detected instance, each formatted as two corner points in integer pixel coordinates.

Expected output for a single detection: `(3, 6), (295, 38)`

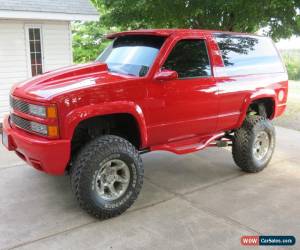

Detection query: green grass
(280, 50), (300, 80)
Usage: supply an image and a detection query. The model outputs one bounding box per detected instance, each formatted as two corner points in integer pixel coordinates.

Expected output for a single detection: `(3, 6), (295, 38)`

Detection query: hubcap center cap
(106, 174), (115, 184)
(253, 131), (270, 161)
(95, 159), (130, 201)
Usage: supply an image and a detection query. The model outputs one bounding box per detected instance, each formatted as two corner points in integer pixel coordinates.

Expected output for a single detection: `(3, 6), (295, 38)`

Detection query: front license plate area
(2, 131), (8, 148)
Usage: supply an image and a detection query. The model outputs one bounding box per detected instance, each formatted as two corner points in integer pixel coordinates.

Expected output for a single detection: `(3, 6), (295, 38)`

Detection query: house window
(28, 28), (43, 76)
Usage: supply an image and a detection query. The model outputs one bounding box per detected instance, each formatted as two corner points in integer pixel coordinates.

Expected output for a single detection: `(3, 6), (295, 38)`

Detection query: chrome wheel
(253, 131), (270, 161)
(95, 159), (130, 201)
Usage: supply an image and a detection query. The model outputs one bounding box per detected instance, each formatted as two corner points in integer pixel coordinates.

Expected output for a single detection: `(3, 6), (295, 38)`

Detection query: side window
(163, 39), (211, 78)
(215, 34), (285, 75)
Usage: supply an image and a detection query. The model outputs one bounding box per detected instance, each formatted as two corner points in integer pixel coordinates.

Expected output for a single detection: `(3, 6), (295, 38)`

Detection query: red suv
(2, 29), (288, 219)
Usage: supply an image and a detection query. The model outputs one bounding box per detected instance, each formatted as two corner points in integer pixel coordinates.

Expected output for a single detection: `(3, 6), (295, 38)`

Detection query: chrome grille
(10, 114), (32, 132)
(10, 96), (30, 114)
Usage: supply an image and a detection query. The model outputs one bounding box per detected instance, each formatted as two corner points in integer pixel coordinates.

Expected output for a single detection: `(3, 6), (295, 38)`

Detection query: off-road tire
(232, 115), (275, 173)
(70, 135), (144, 219)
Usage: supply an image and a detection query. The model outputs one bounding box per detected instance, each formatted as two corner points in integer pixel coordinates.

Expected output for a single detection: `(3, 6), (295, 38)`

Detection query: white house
(0, 0), (98, 120)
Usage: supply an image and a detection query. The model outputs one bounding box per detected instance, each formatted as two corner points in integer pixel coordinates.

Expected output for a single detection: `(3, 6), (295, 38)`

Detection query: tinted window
(215, 34), (285, 75)
(163, 39), (211, 78)
(97, 35), (165, 77)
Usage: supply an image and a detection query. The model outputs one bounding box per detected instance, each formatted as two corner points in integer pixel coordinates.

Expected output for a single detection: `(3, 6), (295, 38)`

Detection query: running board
(150, 132), (225, 155)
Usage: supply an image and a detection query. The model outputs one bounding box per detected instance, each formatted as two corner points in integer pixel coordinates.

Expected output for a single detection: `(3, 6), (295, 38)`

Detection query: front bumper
(2, 115), (70, 175)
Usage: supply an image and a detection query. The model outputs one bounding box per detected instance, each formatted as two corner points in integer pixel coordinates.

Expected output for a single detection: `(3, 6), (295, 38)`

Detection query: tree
(72, 3), (118, 63)
(73, 0), (300, 63)
(95, 0), (300, 40)
(72, 21), (110, 63)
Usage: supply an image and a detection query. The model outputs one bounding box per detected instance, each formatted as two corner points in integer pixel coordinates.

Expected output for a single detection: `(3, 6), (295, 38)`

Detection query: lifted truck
(2, 29), (288, 219)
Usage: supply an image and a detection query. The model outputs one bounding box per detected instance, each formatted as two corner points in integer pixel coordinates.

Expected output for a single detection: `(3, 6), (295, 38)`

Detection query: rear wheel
(70, 135), (144, 219)
(232, 115), (275, 173)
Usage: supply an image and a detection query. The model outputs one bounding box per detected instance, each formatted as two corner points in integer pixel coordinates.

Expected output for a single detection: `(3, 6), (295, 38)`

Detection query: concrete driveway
(0, 126), (299, 250)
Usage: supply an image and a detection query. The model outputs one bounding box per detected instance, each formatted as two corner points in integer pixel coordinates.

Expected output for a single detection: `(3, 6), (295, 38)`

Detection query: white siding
(0, 20), (28, 121)
(0, 20), (72, 121)
(42, 22), (72, 71)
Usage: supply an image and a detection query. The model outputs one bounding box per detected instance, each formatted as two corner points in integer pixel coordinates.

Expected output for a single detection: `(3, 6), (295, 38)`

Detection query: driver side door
(147, 37), (219, 145)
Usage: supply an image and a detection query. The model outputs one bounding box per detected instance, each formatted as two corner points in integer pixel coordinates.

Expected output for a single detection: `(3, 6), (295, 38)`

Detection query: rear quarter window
(214, 34), (285, 76)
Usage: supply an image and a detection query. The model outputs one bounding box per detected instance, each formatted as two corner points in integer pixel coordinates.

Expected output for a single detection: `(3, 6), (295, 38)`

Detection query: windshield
(97, 35), (166, 77)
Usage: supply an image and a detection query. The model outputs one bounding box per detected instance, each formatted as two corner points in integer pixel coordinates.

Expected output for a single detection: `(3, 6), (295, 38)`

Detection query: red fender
(63, 101), (148, 148)
(236, 89), (277, 128)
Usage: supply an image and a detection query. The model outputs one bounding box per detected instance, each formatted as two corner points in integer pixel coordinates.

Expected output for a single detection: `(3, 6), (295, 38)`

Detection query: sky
(275, 36), (300, 50)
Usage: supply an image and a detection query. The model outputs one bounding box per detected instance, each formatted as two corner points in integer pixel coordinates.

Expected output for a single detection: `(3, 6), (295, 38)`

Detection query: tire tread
(232, 115), (274, 173)
(70, 135), (143, 219)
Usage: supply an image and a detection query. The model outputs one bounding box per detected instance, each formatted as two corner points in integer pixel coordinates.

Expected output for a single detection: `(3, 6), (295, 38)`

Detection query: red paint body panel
(3, 115), (70, 175)
(2, 29), (288, 175)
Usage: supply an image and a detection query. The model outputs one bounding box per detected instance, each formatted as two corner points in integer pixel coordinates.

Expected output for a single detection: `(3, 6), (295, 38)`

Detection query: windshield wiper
(108, 69), (136, 77)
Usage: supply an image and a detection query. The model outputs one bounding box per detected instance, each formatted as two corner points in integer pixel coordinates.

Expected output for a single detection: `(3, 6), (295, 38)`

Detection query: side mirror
(154, 69), (178, 81)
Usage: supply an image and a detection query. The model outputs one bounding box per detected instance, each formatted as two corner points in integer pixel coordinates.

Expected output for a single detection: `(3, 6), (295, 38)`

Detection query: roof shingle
(0, 0), (98, 15)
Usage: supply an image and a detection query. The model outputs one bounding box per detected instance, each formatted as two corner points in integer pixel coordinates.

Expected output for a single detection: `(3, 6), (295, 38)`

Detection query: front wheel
(70, 135), (144, 219)
(232, 115), (275, 173)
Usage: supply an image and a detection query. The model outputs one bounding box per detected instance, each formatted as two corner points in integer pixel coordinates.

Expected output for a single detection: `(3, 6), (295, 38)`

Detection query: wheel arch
(237, 90), (277, 128)
(63, 102), (148, 149)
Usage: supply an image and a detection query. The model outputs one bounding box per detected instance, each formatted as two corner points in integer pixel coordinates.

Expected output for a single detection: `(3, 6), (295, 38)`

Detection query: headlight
(28, 104), (57, 119)
(30, 121), (48, 135)
(10, 97), (59, 138)
(30, 121), (59, 137)
(11, 96), (57, 119)
(28, 104), (46, 118)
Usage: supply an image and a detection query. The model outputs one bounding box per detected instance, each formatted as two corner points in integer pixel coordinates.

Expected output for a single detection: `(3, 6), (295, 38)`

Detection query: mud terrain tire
(232, 115), (275, 173)
(70, 135), (143, 219)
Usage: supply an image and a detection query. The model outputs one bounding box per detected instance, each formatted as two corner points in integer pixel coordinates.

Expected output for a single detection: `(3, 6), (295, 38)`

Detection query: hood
(12, 62), (132, 101)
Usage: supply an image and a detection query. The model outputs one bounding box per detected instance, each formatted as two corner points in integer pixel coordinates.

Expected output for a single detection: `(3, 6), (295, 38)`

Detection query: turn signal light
(47, 106), (57, 119)
(48, 125), (59, 137)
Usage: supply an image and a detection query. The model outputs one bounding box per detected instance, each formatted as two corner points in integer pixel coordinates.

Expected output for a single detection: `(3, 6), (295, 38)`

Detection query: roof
(107, 29), (261, 39)
(0, 0), (99, 21)
(107, 29), (175, 39)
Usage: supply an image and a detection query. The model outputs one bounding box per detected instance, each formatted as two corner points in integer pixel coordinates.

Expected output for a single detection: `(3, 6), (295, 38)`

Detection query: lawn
(273, 81), (300, 131)
(280, 50), (300, 80)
